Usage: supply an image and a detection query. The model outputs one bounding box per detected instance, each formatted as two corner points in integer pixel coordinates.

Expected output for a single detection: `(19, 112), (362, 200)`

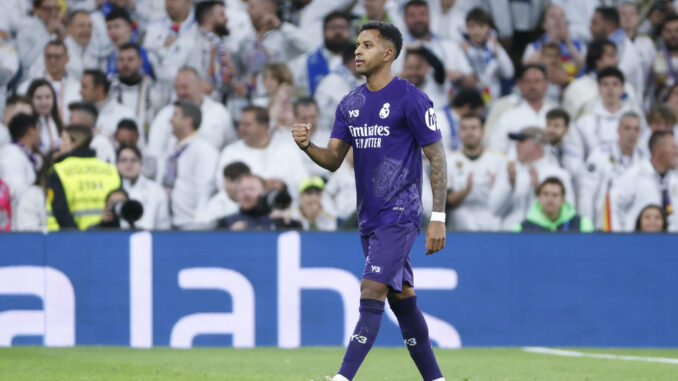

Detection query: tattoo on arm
(422, 140), (448, 213)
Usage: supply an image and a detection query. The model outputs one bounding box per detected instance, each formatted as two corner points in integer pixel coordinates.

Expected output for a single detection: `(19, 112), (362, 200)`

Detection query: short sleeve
(330, 101), (352, 143)
(404, 87), (442, 147)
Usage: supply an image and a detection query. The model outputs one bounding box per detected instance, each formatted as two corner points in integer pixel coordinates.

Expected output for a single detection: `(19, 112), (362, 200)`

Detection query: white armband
(430, 212), (446, 223)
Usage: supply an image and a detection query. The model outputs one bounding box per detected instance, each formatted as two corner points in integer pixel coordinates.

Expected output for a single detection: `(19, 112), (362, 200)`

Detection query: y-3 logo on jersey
(379, 103), (390, 119)
(349, 109), (360, 118)
(371, 265), (381, 273)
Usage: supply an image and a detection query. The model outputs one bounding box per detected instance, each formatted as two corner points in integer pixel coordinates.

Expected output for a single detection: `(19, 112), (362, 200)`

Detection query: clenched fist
(292, 123), (311, 150)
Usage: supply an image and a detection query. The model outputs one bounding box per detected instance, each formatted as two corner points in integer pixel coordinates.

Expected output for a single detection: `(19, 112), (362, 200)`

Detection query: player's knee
(360, 279), (388, 300)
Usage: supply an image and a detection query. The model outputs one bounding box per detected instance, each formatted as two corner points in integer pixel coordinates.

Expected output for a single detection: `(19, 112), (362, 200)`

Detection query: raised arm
(422, 140), (447, 255)
(292, 123), (351, 172)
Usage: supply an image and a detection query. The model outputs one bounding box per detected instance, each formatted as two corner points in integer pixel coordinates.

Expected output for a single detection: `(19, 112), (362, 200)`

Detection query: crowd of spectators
(0, 0), (677, 233)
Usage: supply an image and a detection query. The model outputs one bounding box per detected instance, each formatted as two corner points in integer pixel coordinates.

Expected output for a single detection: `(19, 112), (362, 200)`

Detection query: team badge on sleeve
(425, 108), (438, 131)
(379, 103), (390, 119)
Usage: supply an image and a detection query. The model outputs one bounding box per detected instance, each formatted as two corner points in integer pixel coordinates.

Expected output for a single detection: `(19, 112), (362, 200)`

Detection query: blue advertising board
(0, 231), (676, 348)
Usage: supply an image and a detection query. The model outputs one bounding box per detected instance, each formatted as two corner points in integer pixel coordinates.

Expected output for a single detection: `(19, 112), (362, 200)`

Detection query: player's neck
(365, 66), (394, 92)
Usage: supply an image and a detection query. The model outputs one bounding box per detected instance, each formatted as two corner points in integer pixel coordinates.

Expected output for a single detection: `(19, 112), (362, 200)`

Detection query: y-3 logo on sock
(351, 334), (368, 344)
(404, 338), (417, 346)
(371, 265), (381, 273)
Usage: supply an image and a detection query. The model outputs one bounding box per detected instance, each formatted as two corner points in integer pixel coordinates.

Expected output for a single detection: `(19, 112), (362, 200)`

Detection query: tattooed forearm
(422, 140), (448, 213)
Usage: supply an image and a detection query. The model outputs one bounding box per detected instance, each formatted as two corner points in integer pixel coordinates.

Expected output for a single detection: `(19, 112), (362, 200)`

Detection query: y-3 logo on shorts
(371, 265), (381, 273)
(351, 334), (368, 344)
(349, 109), (360, 118)
(404, 338), (417, 346)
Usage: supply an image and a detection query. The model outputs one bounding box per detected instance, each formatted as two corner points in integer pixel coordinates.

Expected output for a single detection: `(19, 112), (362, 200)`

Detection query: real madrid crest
(379, 102), (390, 119)
(456, 161), (463, 169)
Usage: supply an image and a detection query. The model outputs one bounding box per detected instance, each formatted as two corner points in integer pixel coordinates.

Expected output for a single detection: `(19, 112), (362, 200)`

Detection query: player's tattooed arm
(422, 140), (448, 213)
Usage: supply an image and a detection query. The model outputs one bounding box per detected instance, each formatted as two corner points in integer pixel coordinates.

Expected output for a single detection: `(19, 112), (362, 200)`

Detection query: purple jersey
(331, 76), (442, 234)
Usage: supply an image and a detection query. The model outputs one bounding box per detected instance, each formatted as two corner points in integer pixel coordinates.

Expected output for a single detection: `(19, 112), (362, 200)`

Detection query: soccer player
(292, 21), (448, 381)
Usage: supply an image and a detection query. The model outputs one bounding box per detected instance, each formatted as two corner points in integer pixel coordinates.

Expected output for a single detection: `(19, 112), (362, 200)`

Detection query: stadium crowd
(0, 0), (676, 233)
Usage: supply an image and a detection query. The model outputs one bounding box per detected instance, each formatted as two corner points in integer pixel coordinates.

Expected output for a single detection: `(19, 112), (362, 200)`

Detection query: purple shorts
(360, 222), (419, 292)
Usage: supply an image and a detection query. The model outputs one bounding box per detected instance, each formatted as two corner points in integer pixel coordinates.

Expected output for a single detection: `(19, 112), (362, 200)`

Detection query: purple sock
(337, 298), (385, 380)
(390, 296), (443, 381)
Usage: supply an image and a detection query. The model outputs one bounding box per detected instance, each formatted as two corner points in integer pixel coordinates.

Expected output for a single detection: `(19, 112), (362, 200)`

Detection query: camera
(258, 186), (292, 213)
(112, 199), (144, 229)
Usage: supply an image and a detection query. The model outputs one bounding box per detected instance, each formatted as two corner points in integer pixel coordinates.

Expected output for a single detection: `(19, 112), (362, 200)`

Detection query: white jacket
(580, 142), (647, 229)
(609, 160), (678, 232)
(12, 185), (46, 232)
(488, 99), (556, 156)
(0, 143), (36, 210)
(122, 176), (171, 231)
(574, 101), (638, 157)
(563, 73), (639, 120)
(447, 149), (507, 231)
(488, 156), (575, 230)
(96, 98), (139, 141)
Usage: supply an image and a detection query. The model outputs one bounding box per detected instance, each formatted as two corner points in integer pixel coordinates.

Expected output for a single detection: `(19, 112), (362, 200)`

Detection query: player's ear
(383, 43), (394, 62)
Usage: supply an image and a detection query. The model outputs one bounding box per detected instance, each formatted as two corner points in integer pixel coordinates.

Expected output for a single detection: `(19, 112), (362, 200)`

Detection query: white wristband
(430, 212), (446, 223)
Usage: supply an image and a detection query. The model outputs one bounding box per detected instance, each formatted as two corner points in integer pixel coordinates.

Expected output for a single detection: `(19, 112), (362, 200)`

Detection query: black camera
(112, 199), (144, 229)
(258, 186), (292, 213)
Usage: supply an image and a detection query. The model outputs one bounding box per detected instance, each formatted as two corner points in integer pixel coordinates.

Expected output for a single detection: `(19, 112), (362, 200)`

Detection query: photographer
(88, 188), (144, 230)
(217, 174), (300, 231)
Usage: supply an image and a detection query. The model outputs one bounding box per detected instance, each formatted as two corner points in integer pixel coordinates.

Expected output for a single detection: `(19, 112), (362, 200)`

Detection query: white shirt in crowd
(164, 135), (218, 229)
(290, 46), (344, 96)
(122, 176), (171, 231)
(90, 134), (116, 164)
(314, 65), (363, 132)
(579, 142), (647, 229)
(286, 206), (337, 231)
(465, 40), (515, 100)
(574, 101), (636, 157)
(488, 99), (556, 155)
(15, 16), (53, 77)
(323, 161), (356, 221)
(610, 160), (678, 232)
(446, 148), (508, 231)
(194, 190), (239, 228)
(488, 156), (575, 230)
(0, 143), (36, 211)
(109, 75), (165, 134)
(147, 96), (236, 175)
(18, 73), (81, 123)
(394, 32), (473, 77)
(143, 11), (199, 86)
(64, 35), (103, 79)
(562, 73), (639, 120)
(96, 97), (139, 140)
(0, 124), (9, 148)
(215, 136), (310, 195)
(38, 116), (60, 155)
(12, 185), (47, 232)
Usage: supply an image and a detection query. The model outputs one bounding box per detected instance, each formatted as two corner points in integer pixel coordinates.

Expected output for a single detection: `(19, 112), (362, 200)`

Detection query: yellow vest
(46, 156), (121, 231)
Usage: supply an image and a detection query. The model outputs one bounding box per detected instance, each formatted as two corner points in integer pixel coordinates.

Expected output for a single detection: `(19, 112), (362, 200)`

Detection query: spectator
(88, 187), (144, 230)
(535, 42), (572, 104)
(634, 204), (668, 233)
(195, 161), (250, 228)
(580, 111), (646, 230)
(513, 177), (593, 232)
(324, 147), (356, 225)
(428, 0), (465, 42)
(143, 0), (198, 88)
(290, 97), (331, 179)
(0, 36), (19, 122)
(544, 108), (583, 177)
(589, 6), (644, 97)
(114, 118), (140, 148)
(12, 160), (48, 232)
(643, 104), (677, 154)
(16, 0), (64, 74)
(68, 101), (116, 164)
(618, 2), (655, 103)
(653, 15), (678, 103)
(1, 95), (35, 148)
(190, 0), (236, 96)
(19, 41), (82, 124)
(488, 126), (575, 230)
(638, 1), (672, 41)
(27, 79), (63, 154)
(263, 65), (295, 134)
(610, 131), (678, 232)
(147, 66), (235, 177)
(488, 64), (555, 156)
(0, 114), (42, 212)
(80, 69), (139, 141)
(437, 87), (484, 152)
(314, 44), (363, 132)
(563, 39), (639, 118)
(257, 62), (294, 108)
(46, 124), (122, 231)
(575, 67), (636, 157)
(285, 176), (337, 231)
(215, 105), (309, 196)
(161, 100), (218, 230)
(117, 144), (170, 230)
(398, 0), (473, 84)
(461, 8), (514, 102)
(217, 173), (299, 231)
(64, 10), (101, 79)
(399, 47), (448, 111)
(290, 11), (352, 96)
(522, 4), (585, 74)
(446, 113), (507, 231)
(108, 42), (164, 132)
(105, 7), (155, 79)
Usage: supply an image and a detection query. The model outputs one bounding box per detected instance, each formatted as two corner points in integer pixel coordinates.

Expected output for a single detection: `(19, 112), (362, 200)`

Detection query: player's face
(639, 207), (665, 232)
(538, 183), (565, 217)
(598, 77), (623, 105)
(355, 29), (393, 76)
(546, 118), (568, 144)
(617, 116), (641, 148)
(459, 118), (483, 149)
